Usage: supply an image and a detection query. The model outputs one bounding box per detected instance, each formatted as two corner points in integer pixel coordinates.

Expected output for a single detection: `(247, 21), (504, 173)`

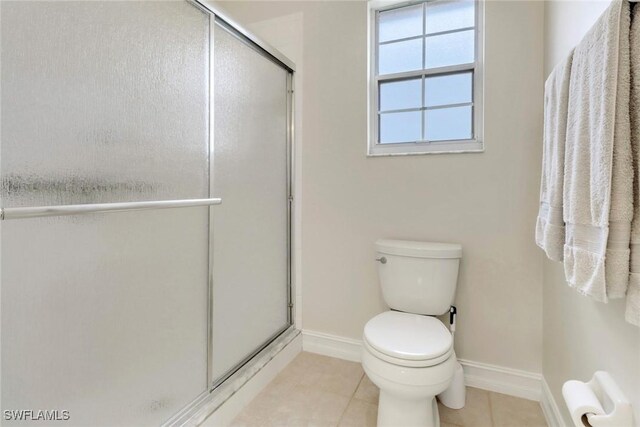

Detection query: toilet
(362, 239), (464, 427)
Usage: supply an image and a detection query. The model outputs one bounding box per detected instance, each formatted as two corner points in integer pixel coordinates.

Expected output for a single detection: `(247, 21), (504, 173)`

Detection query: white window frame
(367, 0), (484, 156)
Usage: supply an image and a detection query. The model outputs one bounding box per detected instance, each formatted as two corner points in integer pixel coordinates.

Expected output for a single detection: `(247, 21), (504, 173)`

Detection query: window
(368, 0), (483, 156)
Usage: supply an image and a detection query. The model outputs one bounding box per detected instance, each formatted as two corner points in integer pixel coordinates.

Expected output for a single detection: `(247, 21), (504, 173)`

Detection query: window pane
(379, 5), (423, 43)
(380, 78), (422, 111)
(380, 111), (421, 143)
(426, 0), (475, 34)
(425, 106), (472, 141)
(379, 38), (423, 75)
(425, 72), (472, 107)
(425, 29), (474, 69)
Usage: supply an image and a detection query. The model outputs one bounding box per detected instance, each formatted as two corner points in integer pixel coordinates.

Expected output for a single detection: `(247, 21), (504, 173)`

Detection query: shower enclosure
(0, 1), (294, 425)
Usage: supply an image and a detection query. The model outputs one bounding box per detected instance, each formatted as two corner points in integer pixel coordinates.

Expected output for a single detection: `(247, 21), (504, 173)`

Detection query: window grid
(421, 2), (426, 76)
(377, 70), (475, 142)
(372, 0), (481, 150)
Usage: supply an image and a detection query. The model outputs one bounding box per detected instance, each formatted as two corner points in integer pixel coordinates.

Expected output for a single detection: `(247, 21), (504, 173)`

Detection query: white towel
(563, 0), (633, 302)
(627, 3), (640, 327)
(536, 52), (573, 262)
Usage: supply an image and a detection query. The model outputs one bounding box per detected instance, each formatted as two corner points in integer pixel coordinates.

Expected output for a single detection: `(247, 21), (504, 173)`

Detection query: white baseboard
(302, 330), (363, 362)
(302, 329), (542, 402)
(540, 378), (565, 427)
(458, 358), (541, 401)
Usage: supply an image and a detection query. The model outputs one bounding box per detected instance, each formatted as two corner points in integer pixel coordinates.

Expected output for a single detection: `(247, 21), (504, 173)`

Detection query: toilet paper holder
(562, 371), (634, 427)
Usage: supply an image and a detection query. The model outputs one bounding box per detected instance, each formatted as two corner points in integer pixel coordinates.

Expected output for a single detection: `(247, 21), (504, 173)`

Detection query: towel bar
(0, 198), (222, 220)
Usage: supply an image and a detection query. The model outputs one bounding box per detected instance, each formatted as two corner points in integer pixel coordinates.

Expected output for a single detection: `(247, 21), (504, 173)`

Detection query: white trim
(302, 330), (363, 362)
(458, 358), (541, 401)
(302, 330), (542, 402)
(367, 140), (484, 156)
(540, 378), (566, 427)
(198, 333), (302, 427)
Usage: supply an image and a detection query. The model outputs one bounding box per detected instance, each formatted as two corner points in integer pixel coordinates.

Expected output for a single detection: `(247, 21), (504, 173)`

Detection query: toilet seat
(363, 311), (453, 368)
(363, 339), (453, 368)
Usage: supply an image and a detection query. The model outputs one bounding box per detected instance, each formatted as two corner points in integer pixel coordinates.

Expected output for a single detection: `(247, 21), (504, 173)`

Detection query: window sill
(367, 140), (484, 157)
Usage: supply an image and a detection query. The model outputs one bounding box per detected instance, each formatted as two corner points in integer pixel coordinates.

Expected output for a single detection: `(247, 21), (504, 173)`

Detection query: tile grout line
(335, 372), (366, 426)
(488, 391), (496, 427)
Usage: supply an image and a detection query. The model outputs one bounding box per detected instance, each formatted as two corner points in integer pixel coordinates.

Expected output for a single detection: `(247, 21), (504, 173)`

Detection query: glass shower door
(1, 1), (211, 425)
(210, 21), (292, 384)
(1, 1), (294, 424)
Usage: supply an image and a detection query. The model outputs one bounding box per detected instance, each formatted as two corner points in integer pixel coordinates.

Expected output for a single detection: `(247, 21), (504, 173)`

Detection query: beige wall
(220, 0), (545, 373)
(543, 1), (640, 424)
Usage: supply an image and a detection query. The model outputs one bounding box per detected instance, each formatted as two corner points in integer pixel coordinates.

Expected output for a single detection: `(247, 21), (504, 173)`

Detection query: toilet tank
(375, 239), (462, 315)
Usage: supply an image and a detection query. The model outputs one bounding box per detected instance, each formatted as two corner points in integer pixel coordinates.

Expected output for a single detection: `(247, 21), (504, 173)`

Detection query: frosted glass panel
(425, 30), (474, 69)
(425, 72), (472, 107)
(380, 78), (422, 112)
(1, 1), (211, 425)
(425, 106), (472, 141)
(1, 209), (209, 426)
(378, 5), (423, 42)
(380, 111), (422, 143)
(426, 0), (475, 34)
(379, 38), (423, 75)
(212, 23), (289, 382)
(1, 1), (209, 208)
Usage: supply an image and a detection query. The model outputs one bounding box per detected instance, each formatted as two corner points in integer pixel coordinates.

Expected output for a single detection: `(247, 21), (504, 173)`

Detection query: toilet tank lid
(375, 239), (462, 259)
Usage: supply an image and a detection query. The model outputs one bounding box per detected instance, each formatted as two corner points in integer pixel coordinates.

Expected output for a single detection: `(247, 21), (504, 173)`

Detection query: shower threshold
(163, 326), (300, 426)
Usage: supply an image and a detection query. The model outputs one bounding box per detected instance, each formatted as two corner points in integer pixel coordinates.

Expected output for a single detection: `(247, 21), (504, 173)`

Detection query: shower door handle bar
(0, 198), (222, 220)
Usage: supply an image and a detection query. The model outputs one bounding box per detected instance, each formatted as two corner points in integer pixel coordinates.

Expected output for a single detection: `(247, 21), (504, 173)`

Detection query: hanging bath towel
(627, 2), (640, 326)
(563, 0), (633, 302)
(536, 51), (573, 262)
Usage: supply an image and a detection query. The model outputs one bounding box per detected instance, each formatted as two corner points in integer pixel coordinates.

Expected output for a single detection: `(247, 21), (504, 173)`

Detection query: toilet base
(377, 391), (440, 427)
(437, 361), (466, 409)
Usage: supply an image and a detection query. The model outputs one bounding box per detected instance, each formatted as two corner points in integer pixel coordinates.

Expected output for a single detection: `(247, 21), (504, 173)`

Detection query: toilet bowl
(362, 240), (463, 427)
(362, 311), (457, 427)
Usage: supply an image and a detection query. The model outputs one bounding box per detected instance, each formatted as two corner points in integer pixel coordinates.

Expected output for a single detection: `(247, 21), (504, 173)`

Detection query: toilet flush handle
(375, 257), (387, 264)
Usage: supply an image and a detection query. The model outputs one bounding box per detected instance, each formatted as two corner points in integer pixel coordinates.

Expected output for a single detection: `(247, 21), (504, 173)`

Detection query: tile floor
(231, 352), (548, 427)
